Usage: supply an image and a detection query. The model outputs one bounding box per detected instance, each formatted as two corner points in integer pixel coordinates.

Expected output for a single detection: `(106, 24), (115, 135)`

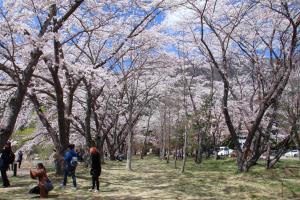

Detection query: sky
(163, 6), (193, 27)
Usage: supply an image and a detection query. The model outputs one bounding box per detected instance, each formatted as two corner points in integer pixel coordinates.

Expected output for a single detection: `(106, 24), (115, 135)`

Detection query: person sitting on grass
(116, 152), (125, 161)
(89, 147), (101, 193)
(29, 163), (53, 198)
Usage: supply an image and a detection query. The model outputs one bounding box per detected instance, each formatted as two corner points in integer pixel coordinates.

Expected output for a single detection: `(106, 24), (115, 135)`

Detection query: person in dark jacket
(89, 147), (101, 192)
(17, 151), (23, 169)
(61, 144), (78, 189)
(0, 141), (15, 187)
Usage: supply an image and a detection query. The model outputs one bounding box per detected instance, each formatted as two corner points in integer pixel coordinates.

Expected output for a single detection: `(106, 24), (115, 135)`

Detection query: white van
(217, 146), (233, 156)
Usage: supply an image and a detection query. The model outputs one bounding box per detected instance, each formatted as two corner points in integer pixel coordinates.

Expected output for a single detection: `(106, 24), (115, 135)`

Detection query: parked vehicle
(217, 147), (233, 156)
(284, 150), (299, 157)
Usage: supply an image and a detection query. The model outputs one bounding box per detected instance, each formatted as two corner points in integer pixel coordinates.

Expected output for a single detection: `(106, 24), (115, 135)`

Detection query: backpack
(70, 156), (78, 167)
(44, 179), (54, 191)
(67, 157), (77, 175)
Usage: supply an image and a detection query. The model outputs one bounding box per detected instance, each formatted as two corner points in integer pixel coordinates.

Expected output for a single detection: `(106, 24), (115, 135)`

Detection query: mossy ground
(0, 156), (299, 199)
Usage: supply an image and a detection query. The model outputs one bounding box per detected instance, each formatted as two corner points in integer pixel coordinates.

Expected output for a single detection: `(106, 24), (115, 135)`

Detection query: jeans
(18, 161), (22, 169)
(62, 168), (76, 187)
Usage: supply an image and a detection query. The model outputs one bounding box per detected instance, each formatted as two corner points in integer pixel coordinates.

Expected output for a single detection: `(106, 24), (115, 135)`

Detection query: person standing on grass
(0, 141), (15, 188)
(17, 150), (23, 169)
(61, 144), (78, 190)
(89, 147), (101, 193)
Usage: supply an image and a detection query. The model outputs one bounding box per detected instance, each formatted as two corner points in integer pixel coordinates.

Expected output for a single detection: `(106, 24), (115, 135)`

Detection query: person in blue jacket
(61, 144), (78, 189)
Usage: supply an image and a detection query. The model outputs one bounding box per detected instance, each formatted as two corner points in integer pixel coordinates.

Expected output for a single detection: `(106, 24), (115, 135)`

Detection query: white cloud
(163, 7), (194, 27)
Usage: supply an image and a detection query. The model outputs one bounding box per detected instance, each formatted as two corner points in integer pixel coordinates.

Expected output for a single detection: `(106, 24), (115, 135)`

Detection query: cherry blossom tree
(161, 0), (299, 172)
(0, 0), (84, 149)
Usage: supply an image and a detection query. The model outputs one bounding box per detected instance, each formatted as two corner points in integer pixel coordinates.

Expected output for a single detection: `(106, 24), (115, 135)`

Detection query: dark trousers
(29, 185), (40, 194)
(18, 161), (22, 169)
(1, 169), (10, 187)
(92, 176), (99, 190)
(63, 169), (77, 187)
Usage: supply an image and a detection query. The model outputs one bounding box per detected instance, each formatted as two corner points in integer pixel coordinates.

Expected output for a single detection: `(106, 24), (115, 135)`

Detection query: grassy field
(0, 156), (299, 200)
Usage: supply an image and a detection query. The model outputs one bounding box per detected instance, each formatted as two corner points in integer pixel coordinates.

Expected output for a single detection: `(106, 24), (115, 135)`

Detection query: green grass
(14, 127), (36, 136)
(0, 156), (299, 199)
(31, 145), (55, 160)
(12, 125), (36, 150)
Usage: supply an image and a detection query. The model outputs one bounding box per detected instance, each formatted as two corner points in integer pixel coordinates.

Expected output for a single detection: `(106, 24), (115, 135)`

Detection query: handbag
(44, 179), (54, 191)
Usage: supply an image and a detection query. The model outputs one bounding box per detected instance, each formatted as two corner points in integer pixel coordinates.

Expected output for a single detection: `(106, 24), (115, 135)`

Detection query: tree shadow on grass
(100, 188), (119, 193)
(76, 175), (90, 180)
(106, 196), (143, 200)
(2, 157), (299, 200)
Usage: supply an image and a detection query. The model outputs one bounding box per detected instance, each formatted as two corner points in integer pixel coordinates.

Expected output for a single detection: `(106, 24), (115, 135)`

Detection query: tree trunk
(167, 109), (171, 164)
(141, 113), (152, 159)
(0, 85), (29, 148)
(160, 109), (166, 160)
(292, 119), (300, 160)
(28, 93), (65, 174)
(166, 128), (171, 164)
(0, 49), (42, 149)
(140, 137), (147, 159)
(265, 142), (271, 169)
(126, 124), (134, 170)
(126, 100), (134, 170)
(174, 131), (178, 169)
(55, 156), (65, 175)
(106, 137), (116, 160)
(195, 130), (203, 164)
(214, 150), (218, 160)
(236, 151), (250, 172)
(96, 140), (105, 164)
(267, 133), (293, 169)
(0, 2), (61, 149)
(84, 82), (94, 148)
(181, 123), (188, 173)
(109, 149), (116, 160)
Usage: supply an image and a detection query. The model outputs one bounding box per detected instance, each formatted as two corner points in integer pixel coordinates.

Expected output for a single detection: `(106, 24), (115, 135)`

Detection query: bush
(31, 144), (54, 160)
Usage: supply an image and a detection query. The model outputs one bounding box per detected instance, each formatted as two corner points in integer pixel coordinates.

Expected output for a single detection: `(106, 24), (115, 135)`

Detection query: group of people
(59, 144), (101, 192)
(0, 142), (102, 198)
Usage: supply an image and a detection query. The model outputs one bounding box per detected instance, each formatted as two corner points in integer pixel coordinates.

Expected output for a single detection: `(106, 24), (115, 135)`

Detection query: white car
(284, 150), (299, 157)
(217, 147), (233, 156)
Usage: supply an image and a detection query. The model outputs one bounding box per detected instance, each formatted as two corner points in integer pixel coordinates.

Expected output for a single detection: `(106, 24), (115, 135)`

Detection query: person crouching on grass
(89, 147), (101, 193)
(30, 163), (53, 198)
